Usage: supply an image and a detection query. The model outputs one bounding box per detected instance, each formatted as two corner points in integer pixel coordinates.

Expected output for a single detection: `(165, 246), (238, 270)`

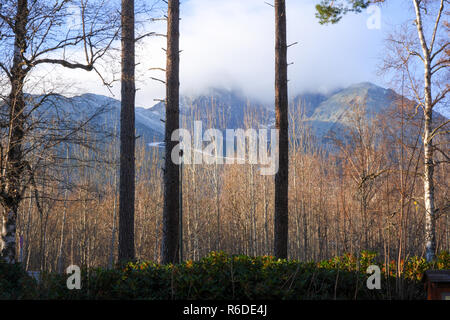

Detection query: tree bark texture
(118, 0), (136, 263)
(274, 0), (289, 259)
(162, 0), (180, 264)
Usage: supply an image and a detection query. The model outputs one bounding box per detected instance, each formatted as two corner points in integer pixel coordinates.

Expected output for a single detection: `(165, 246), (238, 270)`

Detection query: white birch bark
(412, 0), (442, 262)
(1, 211), (17, 263)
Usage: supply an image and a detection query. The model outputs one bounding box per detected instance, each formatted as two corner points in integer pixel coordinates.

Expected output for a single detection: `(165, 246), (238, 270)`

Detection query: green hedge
(2, 251), (449, 300)
(0, 261), (37, 299)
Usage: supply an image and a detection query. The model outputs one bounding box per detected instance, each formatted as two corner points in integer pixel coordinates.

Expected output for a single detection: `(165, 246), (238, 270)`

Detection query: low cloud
(44, 0), (411, 108)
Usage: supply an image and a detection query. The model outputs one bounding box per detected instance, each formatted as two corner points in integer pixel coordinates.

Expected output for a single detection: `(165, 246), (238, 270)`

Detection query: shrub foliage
(1, 251), (449, 300)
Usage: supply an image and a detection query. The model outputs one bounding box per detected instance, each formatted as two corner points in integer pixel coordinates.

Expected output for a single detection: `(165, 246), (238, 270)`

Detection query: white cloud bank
(50, 0), (416, 108)
(179, 0), (383, 102)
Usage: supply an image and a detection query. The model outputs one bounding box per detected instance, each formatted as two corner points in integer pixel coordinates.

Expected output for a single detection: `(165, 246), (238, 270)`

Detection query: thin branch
(150, 77), (166, 84)
(429, 0), (445, 54)
(32, 59), (94, 71)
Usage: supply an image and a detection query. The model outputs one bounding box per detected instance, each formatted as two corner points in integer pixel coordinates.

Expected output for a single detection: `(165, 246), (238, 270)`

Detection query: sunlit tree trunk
(413, 0), (438, 262)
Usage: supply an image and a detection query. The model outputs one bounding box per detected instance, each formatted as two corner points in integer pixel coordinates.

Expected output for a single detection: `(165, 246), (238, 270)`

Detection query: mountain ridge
(32, 82), (447, 146)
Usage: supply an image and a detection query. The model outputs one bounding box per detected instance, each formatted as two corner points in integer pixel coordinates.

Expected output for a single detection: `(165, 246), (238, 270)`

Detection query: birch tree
(0, 0), (120, 263)
(315, 0), (449, 262)
(409, 0), (448, 262)
(118, 0), (136, 263)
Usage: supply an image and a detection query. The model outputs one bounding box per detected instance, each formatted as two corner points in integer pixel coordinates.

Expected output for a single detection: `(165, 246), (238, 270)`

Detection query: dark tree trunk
(118, 0), (136, 263)
(274, 0), (289, 259)
(0, 0), (28, 264)
(162, 0), (180, 264)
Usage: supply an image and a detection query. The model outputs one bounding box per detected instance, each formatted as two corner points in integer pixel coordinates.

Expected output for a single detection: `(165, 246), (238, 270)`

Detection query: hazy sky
(48, 0), (448, 115)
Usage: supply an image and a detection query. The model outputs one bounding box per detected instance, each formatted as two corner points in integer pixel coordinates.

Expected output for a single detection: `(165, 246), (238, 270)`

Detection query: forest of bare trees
(5, 94), (448, 274)
(0, 0), (448, 283)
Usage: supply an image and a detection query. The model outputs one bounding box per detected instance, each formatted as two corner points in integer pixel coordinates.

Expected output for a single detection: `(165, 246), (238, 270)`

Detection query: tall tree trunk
(274, 0), (289, 259)
(0, 0), (29, 264)
(413, 0), (436, 262)
(162, 0), (180, 264)
(118, 0), (136, 263)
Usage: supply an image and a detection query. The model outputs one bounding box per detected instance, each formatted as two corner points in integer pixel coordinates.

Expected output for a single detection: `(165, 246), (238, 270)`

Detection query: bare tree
(315, 0), (449, 263)
(410, 0), (448, 262)
(328, 102), (387, 250)
(0, 0), (120, 263)
(381, 0), (449, 262)
(274, 0), (289, 259)
(162, 0), (180, 264)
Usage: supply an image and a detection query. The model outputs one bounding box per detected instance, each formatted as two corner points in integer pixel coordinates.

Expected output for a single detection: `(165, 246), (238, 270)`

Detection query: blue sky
(54, 0), (447, 116)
